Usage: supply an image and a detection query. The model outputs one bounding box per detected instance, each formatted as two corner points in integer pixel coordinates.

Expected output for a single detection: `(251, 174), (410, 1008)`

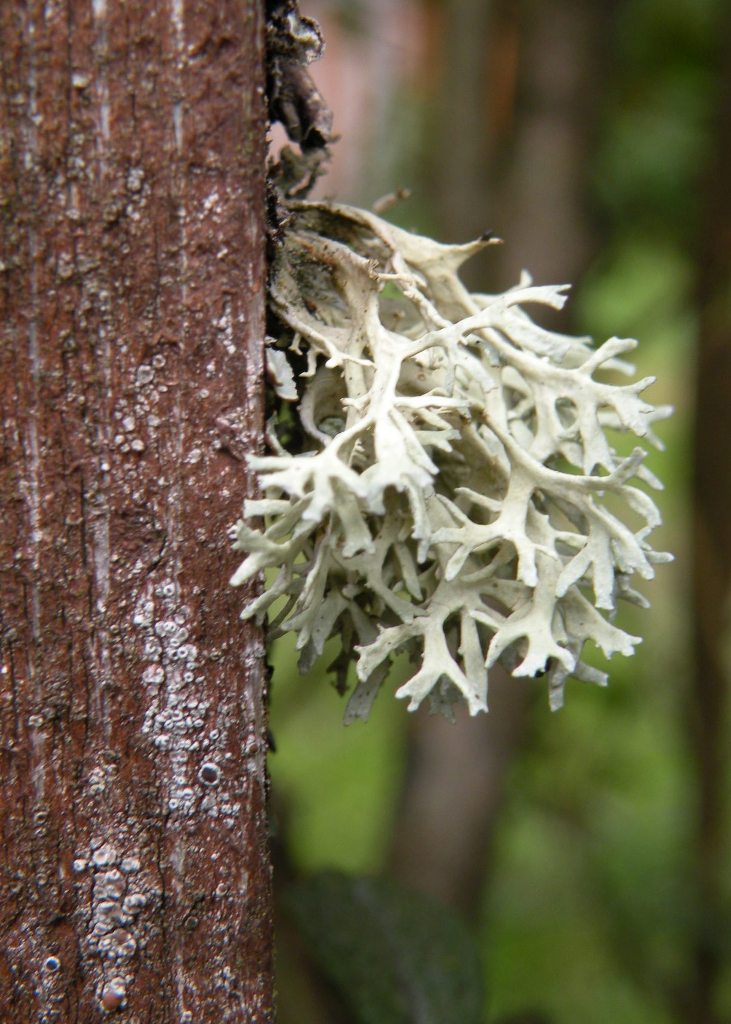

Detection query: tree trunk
(388, 0), (614, 918)
(492, 0), (615, 291)
(687, 13), (731, 1024)
(0, 1), (273, 1021)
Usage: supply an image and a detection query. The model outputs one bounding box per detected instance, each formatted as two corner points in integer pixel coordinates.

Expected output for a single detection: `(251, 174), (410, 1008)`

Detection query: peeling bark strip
(0, 1), (273, 1021)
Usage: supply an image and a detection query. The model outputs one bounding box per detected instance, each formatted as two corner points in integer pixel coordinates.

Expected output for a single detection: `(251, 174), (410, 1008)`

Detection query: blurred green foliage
(286, 872), (484, 1023)
(270, 638), (406, 873)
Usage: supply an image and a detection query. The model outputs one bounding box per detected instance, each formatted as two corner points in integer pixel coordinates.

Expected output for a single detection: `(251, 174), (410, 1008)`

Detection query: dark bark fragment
(265, 0), (331, 151)
(0, 1), (273, 1021)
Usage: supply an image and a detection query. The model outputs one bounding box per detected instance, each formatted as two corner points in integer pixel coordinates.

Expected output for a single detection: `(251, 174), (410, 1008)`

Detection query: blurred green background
(269, 1), (731, 1021)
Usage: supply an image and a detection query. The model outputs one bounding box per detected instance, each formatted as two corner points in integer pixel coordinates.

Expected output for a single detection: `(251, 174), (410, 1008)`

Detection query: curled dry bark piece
(232, 201), (672, 719)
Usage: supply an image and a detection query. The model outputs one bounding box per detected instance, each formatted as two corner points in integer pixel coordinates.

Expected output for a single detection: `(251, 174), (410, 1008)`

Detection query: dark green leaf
(286, 872), (484, 1024)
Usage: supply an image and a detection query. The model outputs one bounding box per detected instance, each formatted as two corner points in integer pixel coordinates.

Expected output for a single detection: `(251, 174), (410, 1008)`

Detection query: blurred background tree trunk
(688, 11), (731, 1023)
(0, 1), (273, 1020)
(388, 0), (615, 919)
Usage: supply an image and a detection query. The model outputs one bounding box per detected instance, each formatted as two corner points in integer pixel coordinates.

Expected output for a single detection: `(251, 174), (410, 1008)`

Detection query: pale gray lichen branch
(232, 200), (672, 720)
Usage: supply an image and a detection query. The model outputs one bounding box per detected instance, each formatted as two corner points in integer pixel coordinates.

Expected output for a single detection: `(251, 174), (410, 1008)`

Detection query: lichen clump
(231, 200), (671, 720)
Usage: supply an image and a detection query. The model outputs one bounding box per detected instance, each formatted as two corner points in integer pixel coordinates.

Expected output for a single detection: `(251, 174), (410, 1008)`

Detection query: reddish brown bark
(0, 1), (272, 1021)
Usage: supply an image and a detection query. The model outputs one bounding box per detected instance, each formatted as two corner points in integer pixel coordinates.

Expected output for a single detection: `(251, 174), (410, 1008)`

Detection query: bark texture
(0, 1), (272, 1021)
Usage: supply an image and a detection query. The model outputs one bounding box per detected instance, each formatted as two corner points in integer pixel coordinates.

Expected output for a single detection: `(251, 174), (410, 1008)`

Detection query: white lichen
(231, 200), (672, 719)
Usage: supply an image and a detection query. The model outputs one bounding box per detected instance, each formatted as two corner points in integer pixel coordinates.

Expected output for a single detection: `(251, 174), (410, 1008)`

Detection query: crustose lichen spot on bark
(231, 200), (672, 720)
